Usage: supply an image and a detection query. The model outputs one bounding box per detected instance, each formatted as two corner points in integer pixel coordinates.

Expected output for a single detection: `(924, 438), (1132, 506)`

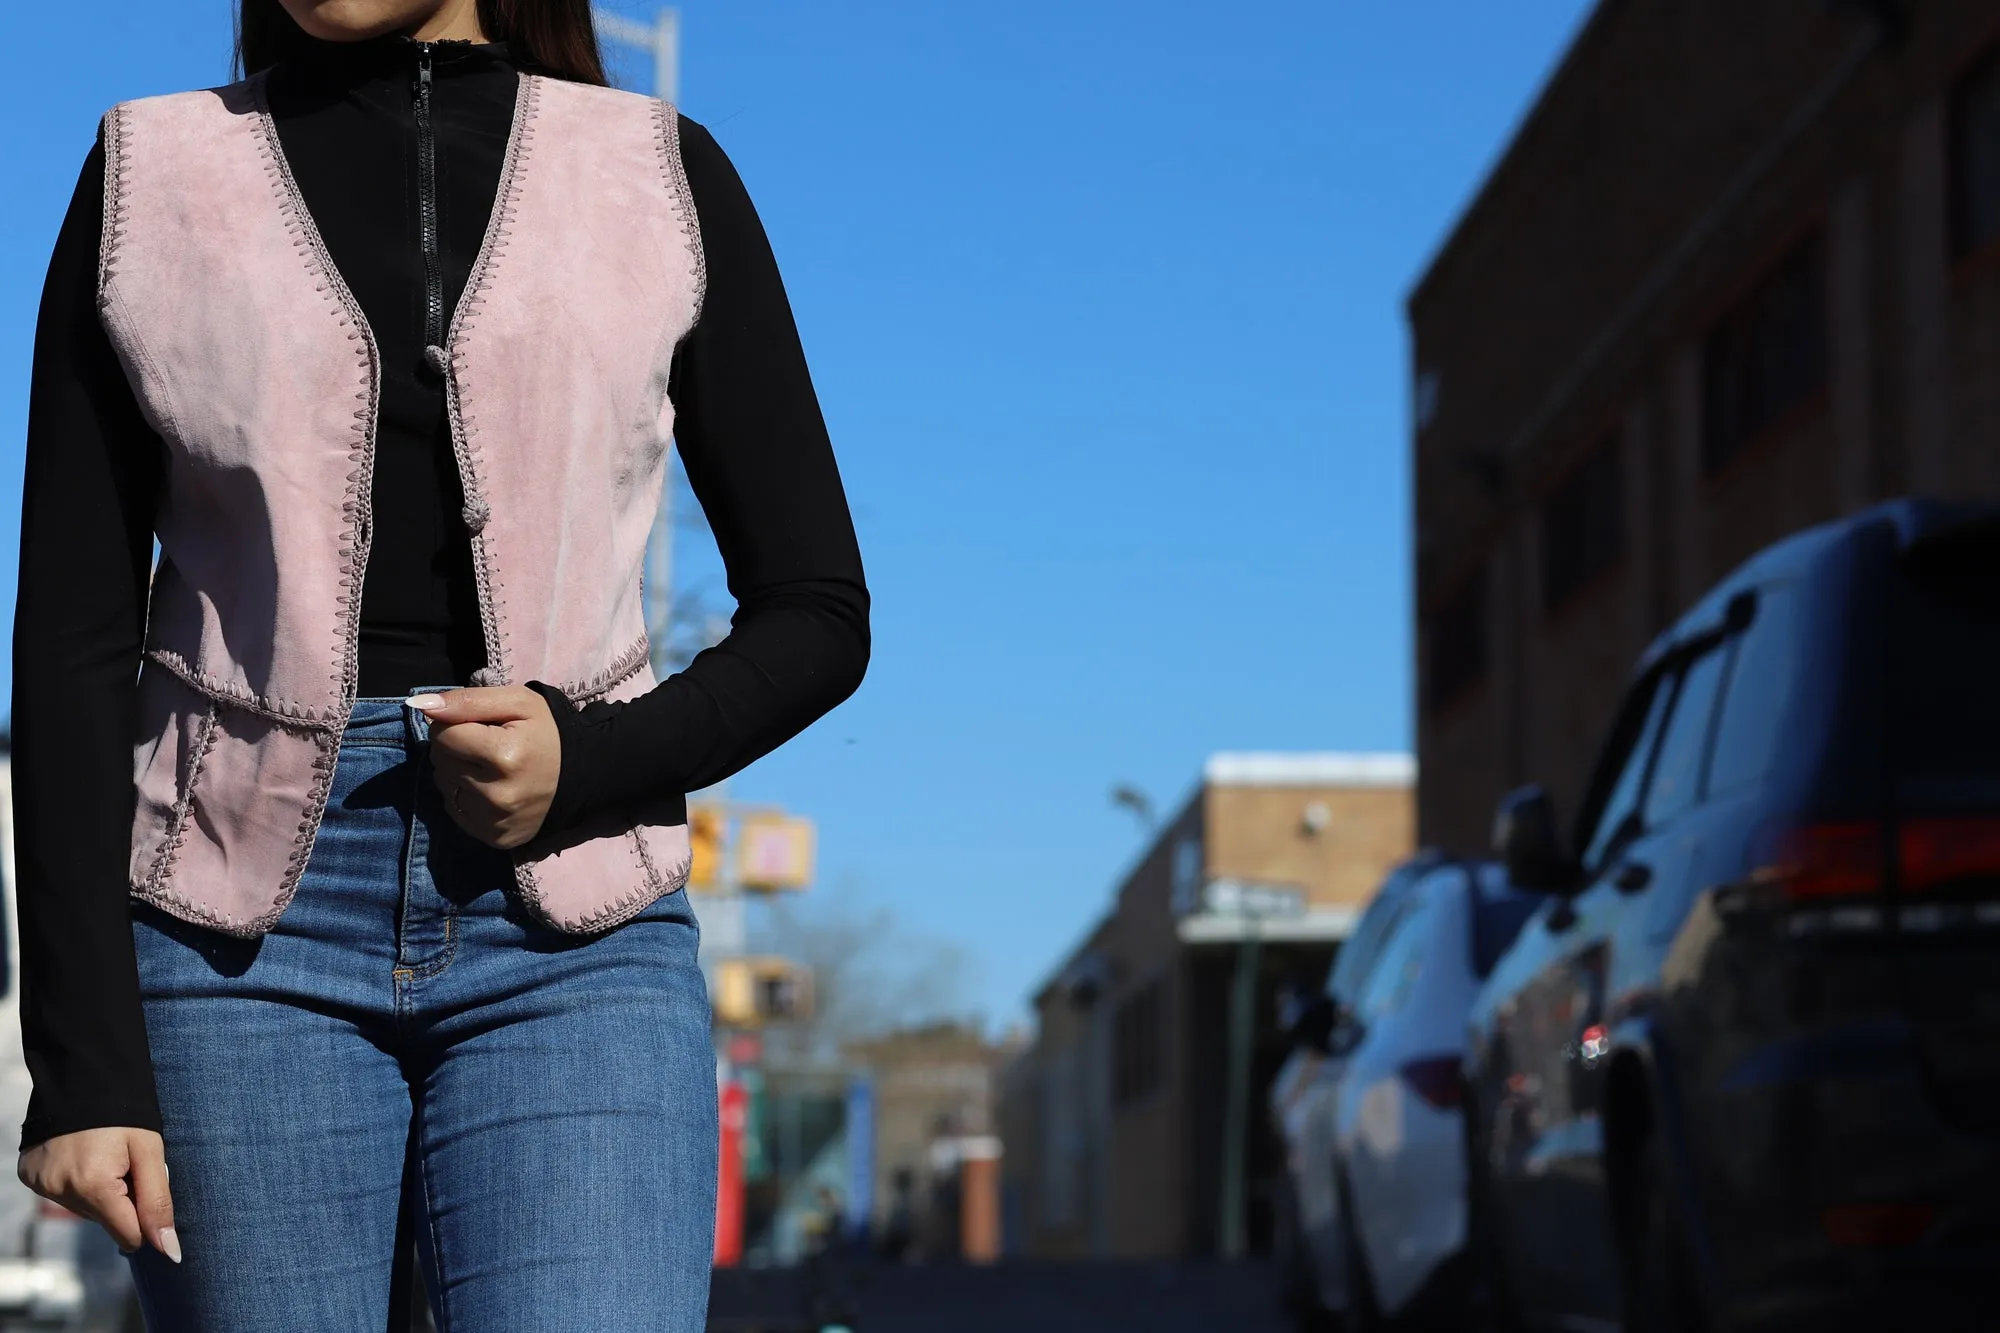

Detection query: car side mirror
(1328, 1004), (1366, 1055)
(1492, 784), (1576, 894)
(1288, 993), (1337, 1053)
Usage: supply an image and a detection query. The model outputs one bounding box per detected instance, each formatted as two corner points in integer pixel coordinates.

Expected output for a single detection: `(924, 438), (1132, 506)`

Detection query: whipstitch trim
(98, 105), (133, 306)
(134, 702), (221, 917)
(653, 99), (708, 326)
(588, 830), (682, 932)
(94, 97), (187, 450)
(246, 71), (382, 929)
(632, 827), (694, 901)
(517, 829), (686, 936)
(446, 73), (540, 690)
(144, 648), (345, 732)
(556, 636), (652, 705)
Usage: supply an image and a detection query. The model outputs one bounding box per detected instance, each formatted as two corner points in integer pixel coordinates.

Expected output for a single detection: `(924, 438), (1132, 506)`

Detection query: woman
(12, 0), (869, 1326)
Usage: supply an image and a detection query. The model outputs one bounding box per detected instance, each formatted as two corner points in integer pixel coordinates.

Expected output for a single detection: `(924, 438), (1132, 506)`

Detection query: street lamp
(1207, 877), (1306, 1260)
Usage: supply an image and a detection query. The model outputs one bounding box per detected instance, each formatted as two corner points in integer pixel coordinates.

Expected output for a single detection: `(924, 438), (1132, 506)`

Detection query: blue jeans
(127, 694), (717, 1332)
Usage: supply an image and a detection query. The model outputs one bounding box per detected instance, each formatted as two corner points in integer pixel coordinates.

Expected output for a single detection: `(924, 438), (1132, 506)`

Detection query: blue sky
(0, 1), (1593, 1029)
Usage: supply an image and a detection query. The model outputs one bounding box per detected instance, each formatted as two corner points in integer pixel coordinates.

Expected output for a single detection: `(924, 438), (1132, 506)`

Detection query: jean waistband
(346, 686), (458, 744)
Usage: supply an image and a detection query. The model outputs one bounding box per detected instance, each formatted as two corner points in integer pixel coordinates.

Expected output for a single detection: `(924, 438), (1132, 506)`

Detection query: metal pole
(594, 8), (681, 102)
(1217, 917), (1261, 1260)
(654, 9), (681, 104)
(596, 7), (682, 680)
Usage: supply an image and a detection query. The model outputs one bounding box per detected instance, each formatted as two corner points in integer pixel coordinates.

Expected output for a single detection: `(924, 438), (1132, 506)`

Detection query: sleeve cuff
(21, 1102), (164, 1153)
(526, 679), (602, 838)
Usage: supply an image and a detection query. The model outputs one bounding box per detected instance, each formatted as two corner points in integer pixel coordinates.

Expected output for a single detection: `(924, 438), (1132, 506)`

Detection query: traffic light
(688, 804), (724, 891)
(714, 958), (815, 1027)
(735, 815), (816, 891)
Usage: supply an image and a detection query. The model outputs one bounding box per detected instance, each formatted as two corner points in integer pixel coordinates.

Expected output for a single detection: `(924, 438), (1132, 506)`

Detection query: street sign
(736, 815), (816, 891)
(845, 1076), (875, 1242)
(1201, 877), (1309, 919)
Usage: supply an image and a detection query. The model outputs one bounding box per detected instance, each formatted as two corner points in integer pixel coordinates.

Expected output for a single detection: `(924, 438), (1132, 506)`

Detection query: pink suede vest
(99, 72), (701, 937)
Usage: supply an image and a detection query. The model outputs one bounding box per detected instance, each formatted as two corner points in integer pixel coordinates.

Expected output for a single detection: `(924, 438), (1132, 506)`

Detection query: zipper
(414, 43), (448, 376)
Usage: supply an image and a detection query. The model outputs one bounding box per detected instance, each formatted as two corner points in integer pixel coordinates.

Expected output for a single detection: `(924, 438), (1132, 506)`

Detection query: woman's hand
(410, 686), (561, 849)
(18, 1126), (178, 1262)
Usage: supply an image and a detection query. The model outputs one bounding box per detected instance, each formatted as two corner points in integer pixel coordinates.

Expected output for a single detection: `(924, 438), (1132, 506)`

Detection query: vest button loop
(423, 344), (451, 377)
(461, 500), (491, 533)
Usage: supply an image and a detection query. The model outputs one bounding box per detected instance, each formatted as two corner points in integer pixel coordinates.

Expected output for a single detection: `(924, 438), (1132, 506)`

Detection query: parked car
(1272, 854), (1542, 1330)
(0, 758), (143, 1333)
(1271, 851), (1439, 1328)
(1465, 499), (2000, 1333)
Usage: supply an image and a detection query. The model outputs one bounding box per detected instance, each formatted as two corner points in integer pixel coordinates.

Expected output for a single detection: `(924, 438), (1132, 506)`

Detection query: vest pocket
(129, 664), (219, 901)
(127, 664), (339, 936)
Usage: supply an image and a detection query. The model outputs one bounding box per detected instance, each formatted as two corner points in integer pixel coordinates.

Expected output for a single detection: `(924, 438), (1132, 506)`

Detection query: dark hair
(236, 0), (608, 84)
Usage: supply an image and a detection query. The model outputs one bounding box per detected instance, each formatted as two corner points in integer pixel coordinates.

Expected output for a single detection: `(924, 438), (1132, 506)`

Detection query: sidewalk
(708, 1260), (1297, 1333)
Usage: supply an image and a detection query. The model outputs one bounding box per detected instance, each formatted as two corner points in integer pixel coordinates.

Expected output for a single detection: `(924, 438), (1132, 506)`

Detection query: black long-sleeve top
(12, 37), (868, 1149)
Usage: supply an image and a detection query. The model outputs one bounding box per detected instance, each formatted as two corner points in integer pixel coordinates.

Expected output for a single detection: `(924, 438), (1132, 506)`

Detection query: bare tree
(650, 453), (736, 672)
(755, 878), (983, 1063)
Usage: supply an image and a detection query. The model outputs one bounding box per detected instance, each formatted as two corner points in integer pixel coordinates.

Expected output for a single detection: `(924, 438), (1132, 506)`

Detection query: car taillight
(1400, 1055), (1464, 1111)
(1752, 818), (2000, 902)
(1751, 821), (1885, 900)
(1900, 816), (2000, 892)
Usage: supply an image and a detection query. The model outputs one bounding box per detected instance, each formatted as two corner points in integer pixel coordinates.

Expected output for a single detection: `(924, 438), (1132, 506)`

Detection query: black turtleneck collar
(275, 33), (514, 87)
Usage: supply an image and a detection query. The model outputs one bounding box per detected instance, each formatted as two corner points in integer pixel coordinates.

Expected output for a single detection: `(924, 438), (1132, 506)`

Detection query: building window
(1950, 45), (2000, 259)
(1701, 229), (1827, 475)
(1542, 436), (1625, 613)
(1413, 367), (1442, 432)
(1040, 1046), (1080, 1227)
(1423, 565), (1489, 714)
(1113, 979), (1166, 1108)
(1170, 835), (1204, 917)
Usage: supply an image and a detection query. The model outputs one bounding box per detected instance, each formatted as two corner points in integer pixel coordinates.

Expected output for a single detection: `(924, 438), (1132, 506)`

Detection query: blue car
(1465, 499), (2000, 1333)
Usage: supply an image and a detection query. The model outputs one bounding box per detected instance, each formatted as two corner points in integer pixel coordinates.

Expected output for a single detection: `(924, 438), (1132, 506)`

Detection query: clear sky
(0, 0), (1593, 1030)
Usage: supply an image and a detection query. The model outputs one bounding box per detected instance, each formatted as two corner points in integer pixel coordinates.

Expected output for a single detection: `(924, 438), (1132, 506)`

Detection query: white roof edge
(1203, 751), (1416, 788)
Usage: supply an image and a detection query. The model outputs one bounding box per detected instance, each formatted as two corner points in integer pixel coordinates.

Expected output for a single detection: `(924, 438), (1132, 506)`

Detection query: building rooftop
(1201, 752), (1416, 789)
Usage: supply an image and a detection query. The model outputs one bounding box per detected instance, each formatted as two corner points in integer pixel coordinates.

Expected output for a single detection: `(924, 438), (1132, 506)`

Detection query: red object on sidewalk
(959, 1137), (1003, 1264)
(715, 1081), (748, 1267)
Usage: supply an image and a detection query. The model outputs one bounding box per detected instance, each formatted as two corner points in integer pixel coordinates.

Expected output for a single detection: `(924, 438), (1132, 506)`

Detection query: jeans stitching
(416, 1097), (453, 1333)
(404, 913), (457, 980)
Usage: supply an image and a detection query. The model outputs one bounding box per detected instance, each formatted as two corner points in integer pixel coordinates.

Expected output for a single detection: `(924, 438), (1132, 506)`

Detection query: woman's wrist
(522, 680), (608, 837)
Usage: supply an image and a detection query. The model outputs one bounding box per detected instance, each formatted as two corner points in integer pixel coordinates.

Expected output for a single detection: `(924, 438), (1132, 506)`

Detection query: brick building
(1412, 0), (2000, 851)
(843, 1022), (1005, 1259)
(1000, 753), (1414, 1258)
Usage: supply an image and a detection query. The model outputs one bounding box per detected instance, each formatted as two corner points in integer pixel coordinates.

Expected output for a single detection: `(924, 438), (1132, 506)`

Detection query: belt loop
(404, 684), (456, 747)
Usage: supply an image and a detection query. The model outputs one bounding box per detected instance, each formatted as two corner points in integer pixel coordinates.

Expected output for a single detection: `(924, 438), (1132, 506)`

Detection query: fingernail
(158, 1226), (182, 1264)
(407, 694), (445, 712)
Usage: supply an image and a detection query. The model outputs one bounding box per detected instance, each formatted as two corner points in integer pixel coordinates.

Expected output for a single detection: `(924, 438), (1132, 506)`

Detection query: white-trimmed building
(1001, 752), (1416, 1259)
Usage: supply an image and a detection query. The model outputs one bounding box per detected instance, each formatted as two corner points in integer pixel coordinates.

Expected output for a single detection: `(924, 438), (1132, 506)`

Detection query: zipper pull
(416, 42), (434, 98)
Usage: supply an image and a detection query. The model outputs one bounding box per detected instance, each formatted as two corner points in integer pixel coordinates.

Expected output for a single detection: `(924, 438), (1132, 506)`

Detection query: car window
(1578, 673), (1675, 874)
(1707, 583), (1801, 798)
(1325, 865), (1421, 1003)
(1642, 644), (1731, 826)
(1469, 865), (1542, 979)
(1357, 892), (1435, 1022)
(1892, 521), (2000, 803)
